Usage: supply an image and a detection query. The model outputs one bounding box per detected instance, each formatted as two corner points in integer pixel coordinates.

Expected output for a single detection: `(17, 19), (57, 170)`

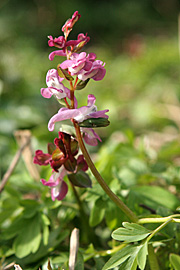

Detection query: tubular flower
(34, 132), (79, 173)
(48, 94), (109, 131)
(48, 94), (109, 146)
(81, 128), (102, 146)
(34, 132), (89, 201)
(48, 34), (90, 61)
(48, 35), (66, 49)
(60, 52), (106, 81)
(48, 33), (89, 50)
(41, 168), (68, 201)
(41, 69), (70, 100)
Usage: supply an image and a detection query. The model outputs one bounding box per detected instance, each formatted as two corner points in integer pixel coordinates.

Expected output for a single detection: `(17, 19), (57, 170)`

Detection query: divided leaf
(13, 214), (42, 258)
(112, 222), (151, 243)
(103, 244), (148, 270)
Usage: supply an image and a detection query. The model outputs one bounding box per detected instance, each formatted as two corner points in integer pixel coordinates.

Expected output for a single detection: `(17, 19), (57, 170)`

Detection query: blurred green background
(1, 0), (180, 176)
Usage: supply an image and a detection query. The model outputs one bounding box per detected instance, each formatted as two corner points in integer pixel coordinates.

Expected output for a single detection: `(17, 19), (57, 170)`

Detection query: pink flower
(41, 69), (70, 99)
(33, 150), (51, 165)
(60, 52), (106, 81)
(41, 168), (68, 201)
(48, 94), (109, 146)
(48, 94), (109, 131)
(48, 35), (66, 49)
(34, 132), (79, 173)
(82, 128), (102, 146)
(34, 132), (89, 201)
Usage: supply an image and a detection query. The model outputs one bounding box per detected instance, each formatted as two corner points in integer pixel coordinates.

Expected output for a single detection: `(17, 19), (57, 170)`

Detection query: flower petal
(51, 180), (68, 201)
(41, 175), (59, 187)
(89, 109), (109, 119)
(34, 150), (51, 165)
(49, 50), (66, 61)
(82, 128), (102, 146)
(48, 107), (81, 131)
(41, 87), (53, 99)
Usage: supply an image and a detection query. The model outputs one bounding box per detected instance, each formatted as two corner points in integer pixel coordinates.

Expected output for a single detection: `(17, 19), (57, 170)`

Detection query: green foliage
(112, 222), (151, 242)
(1, 2), (180, 270)
(102, 244), (148, 270)
(170, 254), (180, 270)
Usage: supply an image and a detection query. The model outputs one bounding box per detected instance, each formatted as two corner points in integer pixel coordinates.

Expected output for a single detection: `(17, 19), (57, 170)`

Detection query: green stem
(74, 122), (138, 223)
(147, 218), (172, 242)
(84, 243), (127, 262)
(148, 244), (160, 270)
(138, 214), (180, 224)
(147, 219), (172, 270)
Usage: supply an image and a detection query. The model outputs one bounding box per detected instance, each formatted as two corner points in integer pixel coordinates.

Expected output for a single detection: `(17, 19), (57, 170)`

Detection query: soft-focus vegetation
(1, 0), (180, 269)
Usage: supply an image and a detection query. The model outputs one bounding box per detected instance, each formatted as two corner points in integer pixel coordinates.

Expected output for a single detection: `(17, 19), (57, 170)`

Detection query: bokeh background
(1, 0), (180, 177)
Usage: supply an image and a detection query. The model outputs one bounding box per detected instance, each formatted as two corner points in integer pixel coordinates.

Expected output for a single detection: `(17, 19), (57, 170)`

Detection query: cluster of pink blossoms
(34, 11), (109, 201)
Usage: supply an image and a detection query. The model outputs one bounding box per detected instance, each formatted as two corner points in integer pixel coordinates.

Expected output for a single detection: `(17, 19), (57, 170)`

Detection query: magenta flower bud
(62, 11), (81, 38)
(33, 150), (51, 166)
(77, 154), (88, 171)
(48, 35), (66, 49)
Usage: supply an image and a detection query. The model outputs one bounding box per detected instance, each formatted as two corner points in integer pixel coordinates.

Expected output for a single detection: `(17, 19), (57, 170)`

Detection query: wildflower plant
(9, 10), (180, 270)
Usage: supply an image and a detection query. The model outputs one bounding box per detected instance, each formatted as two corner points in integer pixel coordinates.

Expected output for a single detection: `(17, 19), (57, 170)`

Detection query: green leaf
(21, 199), (40, 218)
(137, 243), (148, 270)
(170, 253), (180, 270)
(13, 214), (42, 258)
(41, 214), (50, 245)
(76, 78), (90, 90)
(119, 257), (138, 270)
(89, 198), (106, 227)
(105, 201), (125, 230)
(78, 117), (110, 128)
(68, 170), (92, 188)
(103, 244), (147, 270)
(128, 186), (180, 212)
(102, 245), (135, 270)
(2, 216), (30, 240)
(112, 222), (151, 243)
(57, 65), (74, 81)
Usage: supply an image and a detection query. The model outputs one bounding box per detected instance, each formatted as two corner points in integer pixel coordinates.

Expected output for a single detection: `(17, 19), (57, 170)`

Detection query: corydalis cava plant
(34, 11), (110, 201)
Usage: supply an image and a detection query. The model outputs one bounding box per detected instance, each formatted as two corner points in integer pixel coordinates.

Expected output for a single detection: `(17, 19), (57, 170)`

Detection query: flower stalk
(73, 120), (138, 223)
